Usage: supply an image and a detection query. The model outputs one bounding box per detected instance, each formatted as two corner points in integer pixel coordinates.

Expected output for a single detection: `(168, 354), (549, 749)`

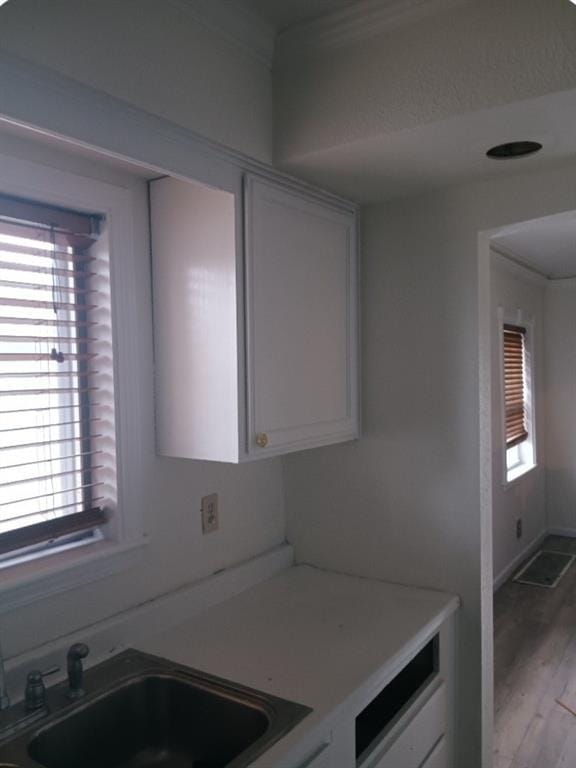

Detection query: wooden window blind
(0, 194), (109, 558)
(503, 324), (528, 448)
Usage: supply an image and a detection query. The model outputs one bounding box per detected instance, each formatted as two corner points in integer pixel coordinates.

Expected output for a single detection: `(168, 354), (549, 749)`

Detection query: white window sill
(0, 537), (147, 614)
(505, 462), (537, 488)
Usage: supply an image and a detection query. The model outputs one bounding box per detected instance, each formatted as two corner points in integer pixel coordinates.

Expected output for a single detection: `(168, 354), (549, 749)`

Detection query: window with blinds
(503, 324), (528, 448)
(0, 193), (113, 559)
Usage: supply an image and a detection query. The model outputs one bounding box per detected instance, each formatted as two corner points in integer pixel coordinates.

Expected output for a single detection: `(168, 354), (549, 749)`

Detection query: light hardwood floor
(494, 536), (576, 768)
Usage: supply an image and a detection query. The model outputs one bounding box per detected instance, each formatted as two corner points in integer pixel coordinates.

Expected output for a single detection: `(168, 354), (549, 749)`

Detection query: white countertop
(138, 565), (459, 767)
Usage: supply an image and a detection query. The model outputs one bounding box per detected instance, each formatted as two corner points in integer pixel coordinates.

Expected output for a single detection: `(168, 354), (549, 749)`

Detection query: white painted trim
(491, 248), (548, 287)
(493, 528), (547, 591)
(278, 0), (471, 54)
(0, 541), (146, 614)
(546, 527), (576, 538)
(3, 543), (294, 702)
(0, 150), (147, 611)
(168, 0), (275, 68)
(504, 462), (537, 487)
(0, 51), (356, 215)
(477, 230), (495, 768)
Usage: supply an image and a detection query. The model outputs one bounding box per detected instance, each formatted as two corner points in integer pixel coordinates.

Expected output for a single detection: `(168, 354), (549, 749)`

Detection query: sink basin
(0, 650), (311, 768)
(29, 674), (269, 768)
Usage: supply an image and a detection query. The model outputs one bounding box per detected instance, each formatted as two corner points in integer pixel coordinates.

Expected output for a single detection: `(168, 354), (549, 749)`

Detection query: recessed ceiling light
(0, 1), (11, 6)
(486, 141), (543, 160)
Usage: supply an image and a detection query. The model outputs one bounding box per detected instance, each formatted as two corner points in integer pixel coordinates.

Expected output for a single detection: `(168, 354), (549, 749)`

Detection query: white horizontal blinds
(503, 324), (528, 448)
(0, 194), (110, 556)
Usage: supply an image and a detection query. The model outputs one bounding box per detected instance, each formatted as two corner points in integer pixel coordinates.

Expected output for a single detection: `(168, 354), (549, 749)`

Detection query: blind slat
(0, 334), (98, 344)
(1, 401), (99, 415)
(0, 353), (97, 363)
(0, 278), (95, 295)
(0, 260), (96, 280)
(0, 316), (97, 328)
(0, 241), (95, 261)
(0, 466), (104, 489)
(0, 432), (101, 453)
(0, 482), (103, 510)
(0, 386), (98, 397)
(0, 417), (101, 434)
(0, 297), (97, 311)
(0, 449), (102, 472)
(0, 369), (99, 379)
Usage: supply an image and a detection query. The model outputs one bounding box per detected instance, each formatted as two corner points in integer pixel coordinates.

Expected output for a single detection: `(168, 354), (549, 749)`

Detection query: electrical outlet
(516, 518), (523, 539)
(201, 493), (219, 534)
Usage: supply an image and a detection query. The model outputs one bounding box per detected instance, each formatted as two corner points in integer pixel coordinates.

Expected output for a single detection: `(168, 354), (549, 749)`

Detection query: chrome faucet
(0, 633), (10, 711)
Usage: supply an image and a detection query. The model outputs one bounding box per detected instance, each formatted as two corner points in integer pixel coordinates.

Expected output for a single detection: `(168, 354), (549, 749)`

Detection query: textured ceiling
(273, 0), (576, 203)
(279, 88), (576, 204)
(237, 0), (356, 31)
(493, 216), (576, 280)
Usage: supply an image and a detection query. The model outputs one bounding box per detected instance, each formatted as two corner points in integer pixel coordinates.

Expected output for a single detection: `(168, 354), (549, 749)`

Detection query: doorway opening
(480, 210), (576, 767)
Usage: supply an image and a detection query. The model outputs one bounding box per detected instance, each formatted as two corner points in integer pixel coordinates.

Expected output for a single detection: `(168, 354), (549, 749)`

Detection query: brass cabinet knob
(256, 432), (269, 448)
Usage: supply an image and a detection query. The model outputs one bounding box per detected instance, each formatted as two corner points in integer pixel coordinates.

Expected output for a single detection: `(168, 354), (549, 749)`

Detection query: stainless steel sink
(0, 650), (311, 768)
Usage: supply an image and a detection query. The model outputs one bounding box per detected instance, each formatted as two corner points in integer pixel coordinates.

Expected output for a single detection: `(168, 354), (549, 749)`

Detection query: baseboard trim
(4, 543), (293, 701)
(493, 529), (547, 591)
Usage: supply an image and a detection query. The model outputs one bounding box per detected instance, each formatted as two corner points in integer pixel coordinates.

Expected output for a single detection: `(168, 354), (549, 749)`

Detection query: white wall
(0, 0), (272, 162)
(545, 280), (576, 535)
(283, 160), (576, 768)
(490, 254), (546, 587)
(0, 67), (285, 663)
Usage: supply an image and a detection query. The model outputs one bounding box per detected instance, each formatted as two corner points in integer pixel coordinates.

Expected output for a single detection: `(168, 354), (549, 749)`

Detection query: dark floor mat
(513, 550), (575, 588)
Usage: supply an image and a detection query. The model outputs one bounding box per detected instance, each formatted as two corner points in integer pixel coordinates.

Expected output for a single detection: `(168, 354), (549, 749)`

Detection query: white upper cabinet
(150, 169), (359, 463)
(244, 175), (358, 458)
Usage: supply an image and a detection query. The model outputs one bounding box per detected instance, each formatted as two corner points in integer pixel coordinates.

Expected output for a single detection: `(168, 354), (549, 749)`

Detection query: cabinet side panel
(150, 177), (239, 461)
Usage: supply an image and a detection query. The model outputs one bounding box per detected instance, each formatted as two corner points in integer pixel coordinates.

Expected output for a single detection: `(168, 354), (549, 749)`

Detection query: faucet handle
(25, 666), (59, 712)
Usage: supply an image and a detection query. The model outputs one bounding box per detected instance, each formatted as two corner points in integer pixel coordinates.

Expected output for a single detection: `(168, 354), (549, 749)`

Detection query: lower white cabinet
(278, 616), (455, 768)
(368, 684), (446, 768)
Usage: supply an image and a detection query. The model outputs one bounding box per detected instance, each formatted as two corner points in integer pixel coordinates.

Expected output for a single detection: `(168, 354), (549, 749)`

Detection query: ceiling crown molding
(278, 0), (471, 55)
(168, 0), (275, 68)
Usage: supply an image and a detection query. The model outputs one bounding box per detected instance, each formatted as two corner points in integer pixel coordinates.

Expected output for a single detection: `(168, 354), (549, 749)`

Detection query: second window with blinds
(502, 322), (536, 484)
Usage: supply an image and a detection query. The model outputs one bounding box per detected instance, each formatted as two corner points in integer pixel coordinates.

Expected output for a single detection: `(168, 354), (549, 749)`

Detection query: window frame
(499, 308), (537, 487)
(0, 150), (147, 613)
(0, 206), (104, 552)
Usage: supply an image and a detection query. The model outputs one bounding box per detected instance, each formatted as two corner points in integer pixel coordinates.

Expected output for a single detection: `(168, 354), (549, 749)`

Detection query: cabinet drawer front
(420, 736), (447, 768)
(369, 683), (446, 768)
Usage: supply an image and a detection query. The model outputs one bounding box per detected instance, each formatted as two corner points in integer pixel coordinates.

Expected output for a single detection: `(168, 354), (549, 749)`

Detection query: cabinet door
(244, 175), (359, 458)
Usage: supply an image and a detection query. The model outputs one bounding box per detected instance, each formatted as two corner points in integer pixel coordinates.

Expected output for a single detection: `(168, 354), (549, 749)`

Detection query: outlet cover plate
(201, 493), (219, 534)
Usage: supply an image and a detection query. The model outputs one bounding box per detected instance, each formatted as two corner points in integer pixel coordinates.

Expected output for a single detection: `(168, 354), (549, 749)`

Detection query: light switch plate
(201, 493), (219, 534)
